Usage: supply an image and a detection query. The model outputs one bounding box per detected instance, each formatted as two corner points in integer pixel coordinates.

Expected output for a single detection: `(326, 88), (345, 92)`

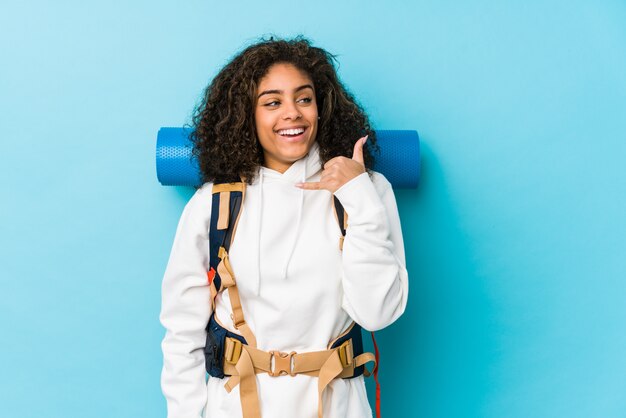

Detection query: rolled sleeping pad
(156, 127), (420, 188)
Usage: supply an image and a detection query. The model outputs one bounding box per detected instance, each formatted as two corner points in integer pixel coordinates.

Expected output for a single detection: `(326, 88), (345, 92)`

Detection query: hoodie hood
(250, 142), (322, 295)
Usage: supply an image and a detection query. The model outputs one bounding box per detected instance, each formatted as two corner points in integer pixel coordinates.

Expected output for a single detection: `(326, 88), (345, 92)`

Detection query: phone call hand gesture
(296, 135), (368, 194)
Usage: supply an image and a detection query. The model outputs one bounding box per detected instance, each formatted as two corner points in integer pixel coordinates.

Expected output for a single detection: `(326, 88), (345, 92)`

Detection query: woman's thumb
(352, 135), (368, 164)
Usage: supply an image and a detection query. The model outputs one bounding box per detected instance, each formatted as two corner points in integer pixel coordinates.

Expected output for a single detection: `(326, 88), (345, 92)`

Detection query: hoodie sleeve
(333, 172), (409, 331)
(160, 184), (213, 418)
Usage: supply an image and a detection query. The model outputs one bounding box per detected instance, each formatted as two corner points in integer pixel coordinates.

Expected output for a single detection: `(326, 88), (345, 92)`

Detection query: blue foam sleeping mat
(156, 127), (420, 189)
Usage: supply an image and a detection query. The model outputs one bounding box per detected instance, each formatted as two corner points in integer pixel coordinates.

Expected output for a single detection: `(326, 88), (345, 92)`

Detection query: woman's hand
(296, 135), (368, 193)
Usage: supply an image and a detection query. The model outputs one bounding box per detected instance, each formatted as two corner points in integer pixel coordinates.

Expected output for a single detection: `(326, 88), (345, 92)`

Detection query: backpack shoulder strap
(332, 196), (348, 250)
(207, 177), (257, 347)
(207, 178), (245, 300)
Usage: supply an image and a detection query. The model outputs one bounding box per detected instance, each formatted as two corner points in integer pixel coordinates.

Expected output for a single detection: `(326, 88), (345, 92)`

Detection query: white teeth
(277, 128), (305, 136)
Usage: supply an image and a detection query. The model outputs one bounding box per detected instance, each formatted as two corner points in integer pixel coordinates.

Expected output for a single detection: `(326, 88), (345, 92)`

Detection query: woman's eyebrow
(257, 84), (313, 99)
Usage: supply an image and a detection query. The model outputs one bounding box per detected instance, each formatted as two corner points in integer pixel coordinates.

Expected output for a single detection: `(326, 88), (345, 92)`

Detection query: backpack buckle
(224, 337), (243, 365)
(337, 340), (354, 368)
(269, 351), (296, 377)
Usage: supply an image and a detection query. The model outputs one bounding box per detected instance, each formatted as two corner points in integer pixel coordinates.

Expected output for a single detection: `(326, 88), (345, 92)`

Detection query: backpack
(203, 178), (380, 418)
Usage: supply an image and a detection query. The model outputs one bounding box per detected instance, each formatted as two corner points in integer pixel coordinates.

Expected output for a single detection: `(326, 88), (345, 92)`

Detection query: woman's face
(254, 62), (318, 173)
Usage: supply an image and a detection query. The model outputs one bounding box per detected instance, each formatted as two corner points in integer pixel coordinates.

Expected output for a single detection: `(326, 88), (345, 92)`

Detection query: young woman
(160, 36), (408, 418)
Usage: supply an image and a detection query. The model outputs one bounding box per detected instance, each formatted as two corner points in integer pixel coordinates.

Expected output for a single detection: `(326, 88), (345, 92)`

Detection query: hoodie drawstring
(255, 169), (264, 295)
(281, 162), (306, 280)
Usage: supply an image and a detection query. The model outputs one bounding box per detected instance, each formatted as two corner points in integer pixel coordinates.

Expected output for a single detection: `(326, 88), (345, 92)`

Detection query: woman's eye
(263, 97), (311, 107)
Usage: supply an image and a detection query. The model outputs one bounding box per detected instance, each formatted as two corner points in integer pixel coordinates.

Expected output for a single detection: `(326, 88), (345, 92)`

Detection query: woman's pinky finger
(295, 181), (322, 190)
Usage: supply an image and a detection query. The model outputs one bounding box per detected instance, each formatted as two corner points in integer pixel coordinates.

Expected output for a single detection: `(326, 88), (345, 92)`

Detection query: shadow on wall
(169, 184), (195, 203)
(364, 139), (499, 417)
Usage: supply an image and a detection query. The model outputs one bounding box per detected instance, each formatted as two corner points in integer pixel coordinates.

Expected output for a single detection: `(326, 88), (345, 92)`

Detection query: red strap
(371, 331), (381, 418)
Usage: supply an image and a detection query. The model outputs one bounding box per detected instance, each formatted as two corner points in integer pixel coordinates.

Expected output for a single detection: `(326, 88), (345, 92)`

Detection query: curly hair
(190, 35), (378, 184)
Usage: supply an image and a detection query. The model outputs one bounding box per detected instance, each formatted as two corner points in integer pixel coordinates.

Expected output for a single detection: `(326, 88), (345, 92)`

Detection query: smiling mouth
(277, 127), (306, 136)
(275, 127), (307, 141)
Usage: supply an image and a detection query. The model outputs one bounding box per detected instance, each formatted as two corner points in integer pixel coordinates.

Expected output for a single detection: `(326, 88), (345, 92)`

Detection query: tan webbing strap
(223, 339), (349, 377)
(221, 337), (371, 418)
(217, 191), (230, 230)
(212, 181), (245, 231)
(212, 182), (246, 194)
(224, 375), (240, 392)
(355, 352), (376, 367)
(216, 248), (257, 348)
(208, 281), (218, 310)
(216, 248), (236, 288)
(228, 306), (256, 347)
(236, 347), (261, 418)
(354, 352), (377, 377)
(317, 350), (346, 418)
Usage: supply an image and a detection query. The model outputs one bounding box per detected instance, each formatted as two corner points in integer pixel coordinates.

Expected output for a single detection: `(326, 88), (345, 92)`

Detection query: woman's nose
(282, 102), (302, 120)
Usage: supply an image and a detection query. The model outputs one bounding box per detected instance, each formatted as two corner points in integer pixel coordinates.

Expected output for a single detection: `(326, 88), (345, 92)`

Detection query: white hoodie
(160, 142), (408, 418)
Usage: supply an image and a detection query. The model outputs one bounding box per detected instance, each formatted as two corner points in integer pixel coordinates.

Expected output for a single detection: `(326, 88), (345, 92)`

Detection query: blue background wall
(1, 1), (625, 417)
